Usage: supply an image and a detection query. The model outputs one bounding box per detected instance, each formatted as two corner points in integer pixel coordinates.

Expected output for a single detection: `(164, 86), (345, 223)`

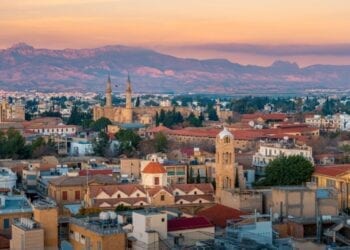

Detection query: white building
(130, 209), (167, 250)
(0, 167), (17, 190)
(253, 139), (313, 176)
(141, 162), (168, 187)
(70, 140), (94, 156)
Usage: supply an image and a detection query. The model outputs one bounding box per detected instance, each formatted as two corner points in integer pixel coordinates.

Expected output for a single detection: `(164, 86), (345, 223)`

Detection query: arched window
(224, 136), (230, 143)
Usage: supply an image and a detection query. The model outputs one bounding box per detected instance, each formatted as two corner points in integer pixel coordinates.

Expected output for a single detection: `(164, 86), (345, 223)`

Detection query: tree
(208, 107), (219, 121)
(196, 169), (201, 183)
(135, 96), (140, 107)
(31, 137), (56, 158)
(93, 131), (110, 156)
(0, 128), (31, 159)
(188, 166), (194, 183)
(154, 132), (168, 152)
(115, 129), (141, 156)
(257, 155), (314, 186)
(155, 112), (159, 126)
(186, 112), (202, 127)
(90, 117), (112, 132)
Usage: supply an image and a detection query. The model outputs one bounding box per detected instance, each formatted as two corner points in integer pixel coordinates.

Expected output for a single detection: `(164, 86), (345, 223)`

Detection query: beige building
(69, 216), (126, 250)
(215, 127), (237, 203)
(93, 75), (192, 124)
(0, 98), (25, 123)
(312, 164), (350, 209)
(10, 218), (44, 250)
(269, 186), (338, 219)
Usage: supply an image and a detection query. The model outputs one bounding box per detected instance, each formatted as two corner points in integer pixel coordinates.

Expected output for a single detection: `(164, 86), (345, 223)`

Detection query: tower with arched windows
(215, 127), (236, 203)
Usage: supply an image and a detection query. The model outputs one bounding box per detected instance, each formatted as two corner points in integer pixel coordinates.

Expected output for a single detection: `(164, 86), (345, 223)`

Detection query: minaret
(105, 74), (112, 108)
(215, 127), (236, 203)
(125, 74), (133, 122)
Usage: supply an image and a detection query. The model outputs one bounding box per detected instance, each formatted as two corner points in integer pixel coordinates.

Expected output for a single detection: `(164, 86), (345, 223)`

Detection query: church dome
(218, 127), (233, 139)
(142, 162), (166, 174)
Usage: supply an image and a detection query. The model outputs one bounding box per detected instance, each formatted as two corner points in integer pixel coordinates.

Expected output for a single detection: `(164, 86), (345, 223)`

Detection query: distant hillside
(0, 43), (350, 94)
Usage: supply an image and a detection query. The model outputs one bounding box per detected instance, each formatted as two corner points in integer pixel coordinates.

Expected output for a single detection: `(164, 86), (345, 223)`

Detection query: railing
(70, 217), (122, 235)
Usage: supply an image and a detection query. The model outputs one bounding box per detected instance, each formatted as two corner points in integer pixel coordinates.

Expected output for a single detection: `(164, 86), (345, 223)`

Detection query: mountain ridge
(0, 43), (349, 93)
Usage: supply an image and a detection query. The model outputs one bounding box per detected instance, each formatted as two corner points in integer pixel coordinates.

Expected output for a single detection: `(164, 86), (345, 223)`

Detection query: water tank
(108, 211), (117, 220)
(99, 212), (110, 220)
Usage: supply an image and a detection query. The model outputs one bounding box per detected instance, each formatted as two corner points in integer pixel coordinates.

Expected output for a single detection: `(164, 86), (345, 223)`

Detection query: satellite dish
(248, 121), (255, 127)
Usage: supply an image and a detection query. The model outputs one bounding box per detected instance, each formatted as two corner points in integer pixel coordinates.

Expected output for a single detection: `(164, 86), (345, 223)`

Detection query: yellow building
(0, 195), (32, 232)
(10, 218), (44, 250)
(69, 216), (126, 250)
(312, 164), (350, 209)
(0, 98), (25, 122)
(33, 200), (59, 249)
(215, 127), (237, 203)
(93, 75), (192, 124)
(93, 75), (134, 124)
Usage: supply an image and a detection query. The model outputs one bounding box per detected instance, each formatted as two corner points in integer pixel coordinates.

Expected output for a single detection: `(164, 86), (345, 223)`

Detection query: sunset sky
(1, 0), (350, 65)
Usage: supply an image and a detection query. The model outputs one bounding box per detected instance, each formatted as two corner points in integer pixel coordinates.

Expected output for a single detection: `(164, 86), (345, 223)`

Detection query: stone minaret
(124, 74), (133, 122)
(215, 127), (236, 203)
(105, 74), (112, 108)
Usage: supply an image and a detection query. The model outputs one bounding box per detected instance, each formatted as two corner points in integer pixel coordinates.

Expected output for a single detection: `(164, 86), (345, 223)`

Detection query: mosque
(92, 75), (192, 125)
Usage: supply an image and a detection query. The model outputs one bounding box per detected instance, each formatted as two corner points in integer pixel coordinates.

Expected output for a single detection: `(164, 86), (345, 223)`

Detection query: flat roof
(0, 195), (33, 215)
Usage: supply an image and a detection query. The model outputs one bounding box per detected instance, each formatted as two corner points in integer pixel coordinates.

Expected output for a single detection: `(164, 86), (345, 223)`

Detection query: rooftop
(314, 164), (350, 177)
(0, 195), (33, 215)
(167, 216), (213, 232)
(70, 217), (123, 235)
(142, 162), (167, 174)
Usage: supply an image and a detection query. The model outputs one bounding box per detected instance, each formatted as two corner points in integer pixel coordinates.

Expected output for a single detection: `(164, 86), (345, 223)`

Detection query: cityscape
(1, 1), (350, 250)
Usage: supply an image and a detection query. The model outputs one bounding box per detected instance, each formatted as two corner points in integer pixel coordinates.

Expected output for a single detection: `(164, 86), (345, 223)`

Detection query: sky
(1, 0), (350, 66)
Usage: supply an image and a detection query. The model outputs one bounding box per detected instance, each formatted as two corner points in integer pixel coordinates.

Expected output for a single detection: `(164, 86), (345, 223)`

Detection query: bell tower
(105, 74), (112, 108)
(124, 74), (133, 123)
(215, 127), (236, 203)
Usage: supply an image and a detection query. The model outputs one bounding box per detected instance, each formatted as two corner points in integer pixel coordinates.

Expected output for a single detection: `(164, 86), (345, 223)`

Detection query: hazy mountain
(0, 43), (349, 94)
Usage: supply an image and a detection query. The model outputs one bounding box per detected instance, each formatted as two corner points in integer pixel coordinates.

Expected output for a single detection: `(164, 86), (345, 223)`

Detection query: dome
(218, 127), (233, 139)
(142, 162), (166, 174)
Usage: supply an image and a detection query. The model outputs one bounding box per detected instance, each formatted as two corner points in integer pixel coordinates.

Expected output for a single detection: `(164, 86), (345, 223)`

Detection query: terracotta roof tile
(197, 204), (248, 228)
(168, 216), (213, 232)
(314, 165), (350, 177)
(142, 162), (167, 174)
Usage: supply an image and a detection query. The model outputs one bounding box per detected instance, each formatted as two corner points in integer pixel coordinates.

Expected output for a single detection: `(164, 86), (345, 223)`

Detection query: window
(199, 200), (202, 203)
(140, 203), (143, 206)
(160, 195), (165, 201)
(136, 193), (140, 197)
(326, 179), (336, 188)
(117, 194), (121, 198)
(75, 191), (80, 200)
(194, 191), (197, 195)
(180, 201), (183, 204)
(161, 218), (165, 222)
(3, 218), (10, 229)
(62, 191), (68, 201)
(154, 177), (159, 185)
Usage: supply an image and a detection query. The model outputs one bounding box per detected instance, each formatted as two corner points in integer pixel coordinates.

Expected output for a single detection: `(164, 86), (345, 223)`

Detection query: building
(167, 216), (215, 247)
(69, 214), (125, 250)
(0, 167), (17, 191)
(32, 199), (59, 249)
(269, 186), (338, 219)
(141, 162), (167, 188)
(93, 75), (192, 125)
(48, 175), (117, 207)
(70, 139), (94, 156)
(312, 164), (350, 209)
(10, 218), (44, 250)
(129, 209), (167, 250)
(0, 98), (25, 123)
(0, 195), (32, 232)
(215, 127), (237, 203)
(253, 139), (313, 176)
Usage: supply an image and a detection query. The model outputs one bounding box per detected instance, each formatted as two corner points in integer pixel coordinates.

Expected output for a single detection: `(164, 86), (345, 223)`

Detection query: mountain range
(0, 43), (350, 94)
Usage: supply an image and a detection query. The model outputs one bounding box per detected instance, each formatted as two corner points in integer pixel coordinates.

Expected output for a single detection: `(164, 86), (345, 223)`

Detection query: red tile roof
(314, 165), (350, 177)
(142, 162), (167, 174)
(79, 169), (113, 176)
(197, 204), (248, 228)
(89, 184), (146, 197)
(241, 113), (287, 121)
(172, 183), (214, 194)
(167, 216), (213, 232)
(147, 125), (171, 133)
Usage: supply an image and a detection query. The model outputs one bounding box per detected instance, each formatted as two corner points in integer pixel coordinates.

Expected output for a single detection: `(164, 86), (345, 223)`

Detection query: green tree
(208, 107), (219, 121)
(135, 96), (140, 107)
(115, 129), (141, 156)
(196, 169), (201, 183)
(258, 155), (314, 186)
(186, 112), (202, 127)
(93, 131), (110, 156)
(154, 132), (168, 152)
(188, 167), (195, 183)
(90, 117), (112, 132)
